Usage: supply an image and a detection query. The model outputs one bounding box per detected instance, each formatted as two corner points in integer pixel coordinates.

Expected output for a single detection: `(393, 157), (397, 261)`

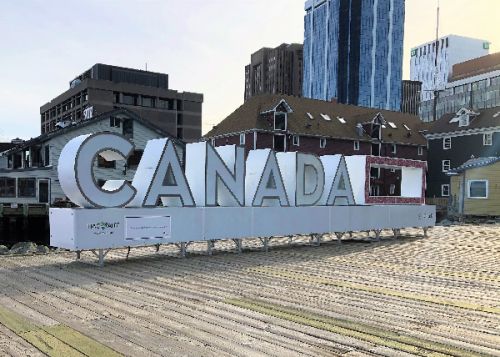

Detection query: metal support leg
(310, 234), (320, 246)
(155, 244), (160, 253)
(349, 231), (353, 238)
(180, 242), (186, 258)
(76, 250), (81, 260)
(335, 232), (344, 244)
(263, 237), (269, 252)
(233, 239), (242, 254)
(207, 240), (213, 255)
(287, 235), (293, 245)
(423, 227), (429, 238)
(126, 246), (131, 260)
(91, 249), (110, 267)
(392, 229), (400, 239)
(373, 229), (382, 242)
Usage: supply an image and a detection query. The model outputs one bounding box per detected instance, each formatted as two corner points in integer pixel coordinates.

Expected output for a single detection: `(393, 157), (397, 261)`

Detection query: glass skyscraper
(303, 0), (405, 111)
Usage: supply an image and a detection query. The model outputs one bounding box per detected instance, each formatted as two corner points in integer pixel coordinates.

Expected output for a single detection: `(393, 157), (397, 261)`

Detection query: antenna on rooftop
(431, 0), (443, 121)
(145, 62), (148, 71)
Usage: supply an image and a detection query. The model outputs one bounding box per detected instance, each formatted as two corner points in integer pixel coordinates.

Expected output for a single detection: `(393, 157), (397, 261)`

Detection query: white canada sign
(50, 133), (435, 258)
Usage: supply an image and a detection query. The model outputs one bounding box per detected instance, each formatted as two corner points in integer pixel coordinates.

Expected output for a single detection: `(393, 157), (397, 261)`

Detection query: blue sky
(0, 0), (498, 142)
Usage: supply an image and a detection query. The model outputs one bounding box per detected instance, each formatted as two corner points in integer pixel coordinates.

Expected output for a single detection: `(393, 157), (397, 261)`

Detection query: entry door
(38, 179), (49, 203)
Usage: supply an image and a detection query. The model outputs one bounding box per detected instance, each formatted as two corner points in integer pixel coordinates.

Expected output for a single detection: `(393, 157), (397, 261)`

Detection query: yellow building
(448, 157), (500, 217)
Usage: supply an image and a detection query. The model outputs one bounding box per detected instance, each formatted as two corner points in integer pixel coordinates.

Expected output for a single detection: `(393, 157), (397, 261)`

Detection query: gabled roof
(0, 143), (15, 154)
(427, 106), (500, 135)
(447, 156), (500, 175)
(205, 95), (427, 145)
(2, 108), (182, 156)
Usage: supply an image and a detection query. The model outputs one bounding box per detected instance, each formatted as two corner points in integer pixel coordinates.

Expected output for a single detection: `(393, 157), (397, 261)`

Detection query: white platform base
(50, 205), (435, 252)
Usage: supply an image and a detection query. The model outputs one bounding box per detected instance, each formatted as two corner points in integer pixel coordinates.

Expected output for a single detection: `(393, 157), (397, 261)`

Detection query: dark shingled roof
(205, 95), (427, 146)
(448, 156), (500, 175)
(0, 143), (15, 153)
(427, 106), (500, 135)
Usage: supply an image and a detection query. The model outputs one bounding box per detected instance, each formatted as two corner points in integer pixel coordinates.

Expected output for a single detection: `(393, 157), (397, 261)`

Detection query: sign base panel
(50, 205), (436, 251)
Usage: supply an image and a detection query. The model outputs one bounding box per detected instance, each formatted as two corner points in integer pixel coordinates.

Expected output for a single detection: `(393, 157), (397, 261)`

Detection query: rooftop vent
(337, 116), (346, 124)
(307, 112), (314, 120)
(320, 113), (331, 121)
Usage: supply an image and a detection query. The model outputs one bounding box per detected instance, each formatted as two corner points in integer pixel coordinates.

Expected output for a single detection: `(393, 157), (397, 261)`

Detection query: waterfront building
(244, 43), (303, 101)
(205, 94), (427, 198)
(40, 64), (203, 142)
(419, 52), (500, 122)
(302, 0), (404, 111)
(0, 109), (182, 205)
(447, 157), (500, 217)
(410, 35), (489, 104)
(401, 80), (422, 115)
(424, 105), (500, 198)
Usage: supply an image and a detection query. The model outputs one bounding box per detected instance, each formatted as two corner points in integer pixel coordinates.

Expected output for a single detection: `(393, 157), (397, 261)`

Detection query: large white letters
(58, 133), (136, 208)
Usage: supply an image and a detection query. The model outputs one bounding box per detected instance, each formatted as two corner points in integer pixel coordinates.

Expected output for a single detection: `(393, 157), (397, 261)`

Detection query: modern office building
(302, 0), (404, 111)
(244, 43), (303, 101)
(410, 35), (489, 104)
(40, 64), (203, 142)
(401, 80), (422, 115)
(419, 52), (500, 122)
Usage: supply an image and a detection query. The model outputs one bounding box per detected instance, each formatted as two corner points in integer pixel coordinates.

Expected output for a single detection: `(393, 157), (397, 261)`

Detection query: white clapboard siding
(0, 115), (176, 205)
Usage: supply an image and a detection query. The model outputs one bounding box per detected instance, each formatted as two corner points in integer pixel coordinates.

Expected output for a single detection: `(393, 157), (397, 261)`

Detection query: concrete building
(303, 0), (404, 111)
(419, 52), (500, 122)
(410, 35), (489, 104)
(401, 80), (422, 115)
(40, 64), (203, 142)
(0, 108), (182, 205)
(244, 43), (303, 101)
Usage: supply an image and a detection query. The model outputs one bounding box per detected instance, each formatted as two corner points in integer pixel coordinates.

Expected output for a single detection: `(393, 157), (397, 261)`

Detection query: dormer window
(458, 114), (469, 127)
(274, 112), (287, 131)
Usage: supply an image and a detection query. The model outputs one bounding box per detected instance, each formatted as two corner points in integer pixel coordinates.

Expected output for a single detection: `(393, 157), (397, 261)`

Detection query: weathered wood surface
(0, 226), (498, 356)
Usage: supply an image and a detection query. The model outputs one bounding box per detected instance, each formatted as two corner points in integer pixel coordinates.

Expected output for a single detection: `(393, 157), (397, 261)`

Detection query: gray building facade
(40, 64), (203, 142)
(401, 80), (422, 115)
(244, 44), (303, 101)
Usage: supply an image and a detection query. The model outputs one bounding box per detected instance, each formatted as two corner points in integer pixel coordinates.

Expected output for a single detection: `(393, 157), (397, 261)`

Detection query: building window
(483, 133), (493, 146)
(141, 96), (155, 108)
(292, 135), (300, 146)
(391, 144), (397, 154)
(211, 138), (215, 146)
(97, 155), (116, 169)
(354, 141), (360, 151)
(239, 133), (245, 145)
(320, 138), (326, 148)
(468, 180), (488, 199)
(442, 160), (450, 172)
(273, 135), (285, 152)
(122, 119), (133, 138)
(18, 178), (36, 197)
(127, 150), (143, 169)
(418, 146), (424, 156)
(441, 184), (450, 197)
(0, 177), (16, 197)
(110, 117), (121, 128)
(122, 94), (137, 106)
(443, 137), (451, 150)
(274, 112), (287, 131)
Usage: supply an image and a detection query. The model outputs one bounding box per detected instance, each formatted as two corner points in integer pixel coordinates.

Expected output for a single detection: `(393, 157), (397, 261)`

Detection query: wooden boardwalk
(0, 226), (498, 356)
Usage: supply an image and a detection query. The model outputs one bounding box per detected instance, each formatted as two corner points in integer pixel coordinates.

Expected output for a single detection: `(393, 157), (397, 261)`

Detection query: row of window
(237, 133), (424, 155)
(442, 133), (493, 150)
(441, 180), (488, 198)
(114, 93), (201, 113)
(0, 177), (36, 198)
(42, 90), (89, 121)
(411, 38), (450, 57)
